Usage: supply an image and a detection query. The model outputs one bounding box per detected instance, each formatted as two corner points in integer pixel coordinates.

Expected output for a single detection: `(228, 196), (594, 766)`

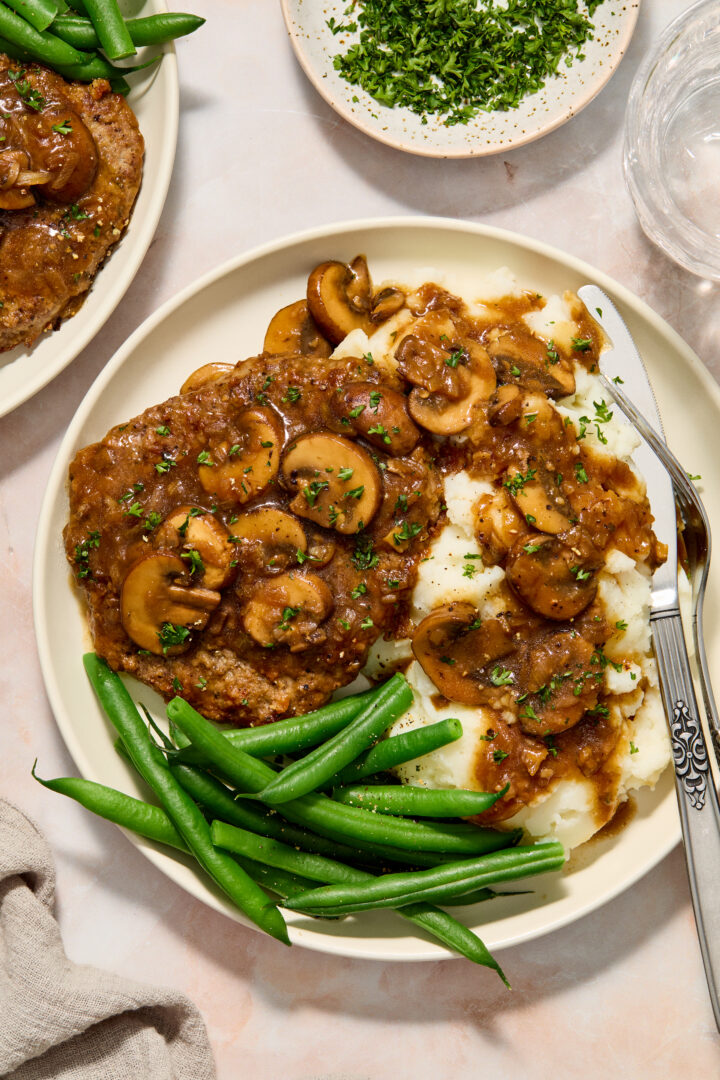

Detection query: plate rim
(280, 0), (641, 159)
(0, 37), (179, 419)
(34, 214), (704, 961)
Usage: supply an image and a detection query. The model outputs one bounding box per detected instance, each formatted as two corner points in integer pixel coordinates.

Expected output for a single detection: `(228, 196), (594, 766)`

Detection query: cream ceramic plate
(35, 217), (706, 962)
(281, 1), (640, 158)
(0, 3), (178, 419)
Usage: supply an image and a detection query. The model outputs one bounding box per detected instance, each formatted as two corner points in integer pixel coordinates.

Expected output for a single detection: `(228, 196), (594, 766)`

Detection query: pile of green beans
(0, 0), (203, 87)
(34, 655), (569, 983)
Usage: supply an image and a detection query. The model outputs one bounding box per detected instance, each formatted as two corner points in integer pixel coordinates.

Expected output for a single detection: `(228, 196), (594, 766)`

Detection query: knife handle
(652, 610), (720, 1029)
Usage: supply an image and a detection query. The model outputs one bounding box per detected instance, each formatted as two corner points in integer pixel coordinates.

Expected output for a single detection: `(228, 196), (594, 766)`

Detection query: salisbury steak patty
(0, 55), (143, 351)
(65, 353), (444, 723)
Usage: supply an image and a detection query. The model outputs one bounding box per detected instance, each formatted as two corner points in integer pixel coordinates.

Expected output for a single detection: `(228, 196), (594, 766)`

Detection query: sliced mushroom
(282, 432), (382, 534)
(371, 286), (406, 323)
(153, 506), (235, 589)
(307, 255), (374, 344)
(263, 300), (332, 356)
(242, 571), (333, 651)
(180, 363), (234, 394)
(505, 533), (600, 620)
(514, 632), (599, 736)
(515, 391), (565, 444)
(412, 603), (515, 706)
(120, 553), (221, 655)
(28, 108), (99, 204)
(488, 384), (523, 427)
(198, 407), (283, 505)
(503, 456), (572, 534)
(331, 382), (420, 455)
(395, 315), (496, 435)
(487, 328), (575, 399)
(231, 507), (308, 573)
(473, 489), (529, 566)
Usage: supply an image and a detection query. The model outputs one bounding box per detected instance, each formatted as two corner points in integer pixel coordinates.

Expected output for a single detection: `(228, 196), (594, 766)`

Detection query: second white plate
(34, 216), (703, 962)
(0, 5), (178, 419)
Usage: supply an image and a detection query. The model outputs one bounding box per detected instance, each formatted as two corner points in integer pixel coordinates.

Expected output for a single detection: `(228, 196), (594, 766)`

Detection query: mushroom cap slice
(153, 506), (236, 590)
(198, 407), (283, 505)
(473, 489), (529, 566)
(306, 255), (374, 344)
(504, 457), (572, 535)
(242, 571), (334, 651)
(231, 507), (308, 573)
(505, 533), (600, 620)
(515, 632), (600, 736)
(487, 330), (576, 399)
(371, 286), (406, 323)
(281, 432), (382, 535)
(331, 381), (420, 456)
(263, 300), (332, 357)
(412, 603), (515, 706)
(180, 363), (234, 394)
(120, 553), (221, 655)
(396, 318), (496, 435)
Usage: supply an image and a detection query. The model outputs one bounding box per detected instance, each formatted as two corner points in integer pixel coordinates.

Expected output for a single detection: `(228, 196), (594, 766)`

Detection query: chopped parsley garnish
(329, 1), (604, 124)
(369, 390), (382, 411)
(282, 386), (302, 403)
(172, 676), (183, 693)
(181, 549), (205, 576)
(158, 622), (190, 654)
(462, 563), (477, 578)
(569, 565), (592, 581)
(479, 729), (496, 741)
(344, 485), (365, 500)
(615, 620), (628, 631)
(349, 404), (366, 418)
(367, 422), (391, 444)
(393, 520), (422, 545)
(303, 479), (329, 507)
(574, 461), (589, 483)
(630, 741), (639, 754)
(352, 582), (368, 598)
(493, 749), (509, 763)
(155, 425), (170, 437)
(352, 533), (379, 570)
(360, 616), (374, 629)
(523, 542), (543, 554)
(503, 467), (536, 496)
(196, 450), (214, 466)
(8, 69), (45, 111)
(546, 339), (559, 364)
(490, 666), (514, 687)
(338, 466), (354, 481)
(278, 606), (301, 631)
(73, 529), (100, 579)
(445, 348), (465, 368)
(394, 493), (408, 513)
(143, 512), (163, 532)
(571, 336), (593, 352)
(52, 120), (73, 134)
(154, 456), (177, 474)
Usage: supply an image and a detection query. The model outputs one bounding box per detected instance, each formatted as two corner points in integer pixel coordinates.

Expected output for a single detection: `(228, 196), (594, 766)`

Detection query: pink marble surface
(2, 1), (720, 1075)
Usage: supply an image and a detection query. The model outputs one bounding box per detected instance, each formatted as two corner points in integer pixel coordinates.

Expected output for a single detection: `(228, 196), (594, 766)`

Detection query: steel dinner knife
(578, 284), (720, 1031)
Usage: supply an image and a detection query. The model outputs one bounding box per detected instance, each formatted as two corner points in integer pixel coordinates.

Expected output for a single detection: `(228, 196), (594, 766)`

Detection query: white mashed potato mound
(359, 274), (672, 851)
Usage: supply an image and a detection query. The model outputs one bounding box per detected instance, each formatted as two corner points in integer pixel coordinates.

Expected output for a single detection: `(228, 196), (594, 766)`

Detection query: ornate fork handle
(652, 610), (720, 1024)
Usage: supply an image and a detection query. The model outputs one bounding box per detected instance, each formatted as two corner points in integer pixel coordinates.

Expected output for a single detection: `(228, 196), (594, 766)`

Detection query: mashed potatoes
(355, 271), (672, 851)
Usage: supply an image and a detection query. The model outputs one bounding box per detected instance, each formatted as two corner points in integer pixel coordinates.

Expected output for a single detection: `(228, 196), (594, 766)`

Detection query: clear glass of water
(624, 1), (720, 281)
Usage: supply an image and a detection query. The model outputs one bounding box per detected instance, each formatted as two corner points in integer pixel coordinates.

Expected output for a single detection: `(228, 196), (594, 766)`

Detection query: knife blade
(578, 284), (720, 1031)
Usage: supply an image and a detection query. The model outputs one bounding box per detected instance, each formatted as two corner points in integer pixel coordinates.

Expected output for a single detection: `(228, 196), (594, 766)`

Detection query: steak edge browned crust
(64, 353), (444, 723)
(0, 55), (144, 352)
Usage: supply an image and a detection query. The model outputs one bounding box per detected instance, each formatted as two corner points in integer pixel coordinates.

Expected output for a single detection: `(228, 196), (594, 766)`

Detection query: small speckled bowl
(624, 0), (720, 280)
(281, 0), (640, 158)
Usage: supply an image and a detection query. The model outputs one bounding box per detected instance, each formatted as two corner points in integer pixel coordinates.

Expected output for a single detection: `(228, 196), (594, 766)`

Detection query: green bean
(32, 763), (187, 851)
(65, 0), (87, 12)
(332, 783), (506, 818)
(4, 0), (58, 34)
(167, 697), (515, 855)
(0, 5), (92, 65)
(256, 674), (413, 805)
(171, 762), (492, 870)
(327, 717), (463, 787)
(441, 888), (531, 907)
(84, 655), (289, 945)
(212, 819), (507, 980)
(230, 854), (318, 902)
(52, 11), (204, 50)
(212, 820), (370, 886)
(171, 687), (378, 763)
(0, 28), (128, 86)
(285, 842), (566, 915)
(81, 0), (134, 59)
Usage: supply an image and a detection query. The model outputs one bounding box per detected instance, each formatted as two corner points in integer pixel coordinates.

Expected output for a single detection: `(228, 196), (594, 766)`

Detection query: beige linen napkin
(0, 799), (216, 1079)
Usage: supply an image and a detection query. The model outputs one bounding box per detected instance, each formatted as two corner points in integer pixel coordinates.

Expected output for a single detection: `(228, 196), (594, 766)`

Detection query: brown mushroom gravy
(65, 254), (666, 833)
